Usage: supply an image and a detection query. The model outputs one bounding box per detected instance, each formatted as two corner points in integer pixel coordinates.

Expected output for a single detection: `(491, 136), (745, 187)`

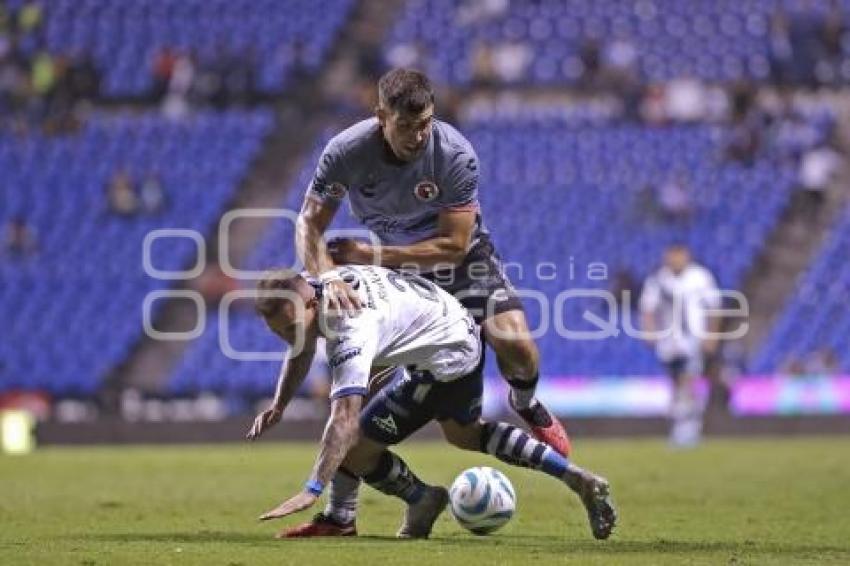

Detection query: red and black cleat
(513, 400), (573, 457)
(275, 513), (357, 539)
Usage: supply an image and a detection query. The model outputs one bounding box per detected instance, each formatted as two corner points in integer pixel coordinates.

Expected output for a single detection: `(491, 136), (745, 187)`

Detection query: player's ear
(376, 105), (387, 127)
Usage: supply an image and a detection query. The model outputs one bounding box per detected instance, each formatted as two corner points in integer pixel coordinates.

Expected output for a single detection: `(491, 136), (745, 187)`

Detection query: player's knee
(441, 421), (483, 452)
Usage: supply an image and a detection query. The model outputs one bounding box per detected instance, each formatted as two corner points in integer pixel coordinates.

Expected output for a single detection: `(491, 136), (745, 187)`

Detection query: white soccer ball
(449, 466), (516, 535)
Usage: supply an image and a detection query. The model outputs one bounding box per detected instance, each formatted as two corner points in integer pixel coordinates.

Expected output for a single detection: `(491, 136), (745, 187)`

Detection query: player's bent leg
(669, 358), (704, 447)
(438, 418), (481, 451)
(483, 310), (573, 456)
(360, 448), (448, 539)
(440, 418), (616, 540)
(355, 369), (448, 539)
(300, 367), (405, 538)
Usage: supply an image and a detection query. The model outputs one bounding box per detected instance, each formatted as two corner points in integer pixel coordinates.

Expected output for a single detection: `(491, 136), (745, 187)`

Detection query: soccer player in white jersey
(290, 67), (572, 536)
(247, 266), (616, 540)
(639, 244), (721, 447)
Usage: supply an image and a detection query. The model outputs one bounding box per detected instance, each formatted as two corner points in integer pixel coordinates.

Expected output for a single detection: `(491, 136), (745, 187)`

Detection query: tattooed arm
(308, 394), (363, 485)
(257, 393), (364, 522)
(258, 316), (375, 522)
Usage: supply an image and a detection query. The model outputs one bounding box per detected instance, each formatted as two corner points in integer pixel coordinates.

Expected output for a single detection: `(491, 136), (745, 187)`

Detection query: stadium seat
(0, 109), (274, 397)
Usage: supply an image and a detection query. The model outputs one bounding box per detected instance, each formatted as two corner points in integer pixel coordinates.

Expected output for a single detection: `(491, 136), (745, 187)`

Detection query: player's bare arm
(308, 394), (363, 486)
(258, 393), (363, 521)
(329, 208), (476, 271)
(246, 346), (316, 440)
(296, 196), (362, 314)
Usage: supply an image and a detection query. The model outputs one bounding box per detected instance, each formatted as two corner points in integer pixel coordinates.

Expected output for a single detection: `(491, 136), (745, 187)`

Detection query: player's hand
(702, 339), (719, 356)
(258, 491), (318, 521)
(246, 405), (283, 441)
(328, 238), (373, 265)
(323, 278), (362, 315)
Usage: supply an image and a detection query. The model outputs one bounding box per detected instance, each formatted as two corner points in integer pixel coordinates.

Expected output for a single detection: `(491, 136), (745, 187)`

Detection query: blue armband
(304, 479), (324, 496)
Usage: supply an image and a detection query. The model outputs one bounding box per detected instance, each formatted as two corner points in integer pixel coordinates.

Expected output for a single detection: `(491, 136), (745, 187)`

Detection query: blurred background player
(640, 244), (721, 447)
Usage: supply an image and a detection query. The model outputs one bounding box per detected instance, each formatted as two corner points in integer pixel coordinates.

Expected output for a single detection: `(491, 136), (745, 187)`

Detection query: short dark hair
(377, 68), (434, 115)
(255, 268), (310, 319)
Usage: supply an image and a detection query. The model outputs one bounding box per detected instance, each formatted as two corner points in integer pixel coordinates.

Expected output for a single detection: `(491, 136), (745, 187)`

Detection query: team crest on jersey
(324, 182), (347, 200)
(414, 181), (440, 202)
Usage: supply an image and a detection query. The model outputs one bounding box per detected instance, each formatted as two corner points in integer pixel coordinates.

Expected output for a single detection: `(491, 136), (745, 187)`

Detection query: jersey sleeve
(440, 146), (480, 212)
(307, 137), (350, 208)
(639, 274), (661, 313)
(324, 314), (378, 400)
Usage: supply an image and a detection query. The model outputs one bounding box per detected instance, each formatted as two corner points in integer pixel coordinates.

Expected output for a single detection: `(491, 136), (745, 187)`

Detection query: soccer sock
(362, 450), (426, 504)
(506, 374), (539, 410)
(480, 421), (584, 491)
(323, 467), (361, 525)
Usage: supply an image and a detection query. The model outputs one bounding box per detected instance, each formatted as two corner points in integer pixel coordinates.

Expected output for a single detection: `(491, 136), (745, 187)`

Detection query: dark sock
(362, 450), (426, 504)
(506, 376), (552, 427)
(506, 374), (539, 411)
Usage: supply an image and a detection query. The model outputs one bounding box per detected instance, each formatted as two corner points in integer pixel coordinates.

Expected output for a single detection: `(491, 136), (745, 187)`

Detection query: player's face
(665, 248), (691, 274)
(379, 105), (433, 162)
(265, 299), (317, 347)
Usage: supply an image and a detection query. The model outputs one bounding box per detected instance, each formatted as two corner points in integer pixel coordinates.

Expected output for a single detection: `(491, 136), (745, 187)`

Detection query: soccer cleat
(396, 486), (449, 539)
(512, 399), (573, 457)
(275, 513), (357, 538)
(576, 473), (617, 540)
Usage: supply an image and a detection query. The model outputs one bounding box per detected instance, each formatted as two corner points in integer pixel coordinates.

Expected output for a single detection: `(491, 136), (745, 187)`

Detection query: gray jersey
(307, 117), (489, 248)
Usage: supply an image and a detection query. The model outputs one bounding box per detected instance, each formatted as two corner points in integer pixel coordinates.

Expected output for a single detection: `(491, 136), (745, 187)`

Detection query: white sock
(324, 469), (361, 524)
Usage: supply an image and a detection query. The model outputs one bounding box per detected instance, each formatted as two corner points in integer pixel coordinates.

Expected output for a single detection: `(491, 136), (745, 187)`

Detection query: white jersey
(317, 265), (481, 399)
(639, 263), (720, 362)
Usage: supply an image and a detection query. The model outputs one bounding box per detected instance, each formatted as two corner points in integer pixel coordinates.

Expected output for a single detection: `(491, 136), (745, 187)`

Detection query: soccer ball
(449, 466), (516, 535)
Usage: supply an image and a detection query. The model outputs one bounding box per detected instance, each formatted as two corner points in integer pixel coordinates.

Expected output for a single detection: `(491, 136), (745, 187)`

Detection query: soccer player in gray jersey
(285, 68), (571, 537)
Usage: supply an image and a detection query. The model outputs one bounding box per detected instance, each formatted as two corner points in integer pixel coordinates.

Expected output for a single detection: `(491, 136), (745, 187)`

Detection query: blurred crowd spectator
(106, 169), (166, 217)
(0, 1), (101, 134)
(152, 45), (262, 119)
(3, 215), (38, 259)
(769, 3), (848, 87)
(781, 347), (840, 377)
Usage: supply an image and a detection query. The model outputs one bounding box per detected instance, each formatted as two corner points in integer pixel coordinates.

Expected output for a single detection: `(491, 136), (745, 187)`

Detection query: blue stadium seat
(385, 0), (850, 85)
(44, 0), (356, 97)
(0, 109), (274, 397)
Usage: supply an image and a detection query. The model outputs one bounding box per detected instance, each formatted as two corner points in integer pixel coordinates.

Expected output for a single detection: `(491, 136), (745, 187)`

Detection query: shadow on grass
(430, 534), (850, 556)
(70, 531), (402, 545)
(69, 531), (848, 557)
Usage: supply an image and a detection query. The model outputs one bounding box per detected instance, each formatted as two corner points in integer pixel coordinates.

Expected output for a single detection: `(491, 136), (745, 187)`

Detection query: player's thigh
(482, 310), (540, 373)
(434, 368), (485, 451)
(359, 370), (436, 446)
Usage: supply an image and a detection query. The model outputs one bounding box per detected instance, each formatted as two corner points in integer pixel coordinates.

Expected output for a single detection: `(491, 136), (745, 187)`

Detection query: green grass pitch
(2, 437), (849, 565)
